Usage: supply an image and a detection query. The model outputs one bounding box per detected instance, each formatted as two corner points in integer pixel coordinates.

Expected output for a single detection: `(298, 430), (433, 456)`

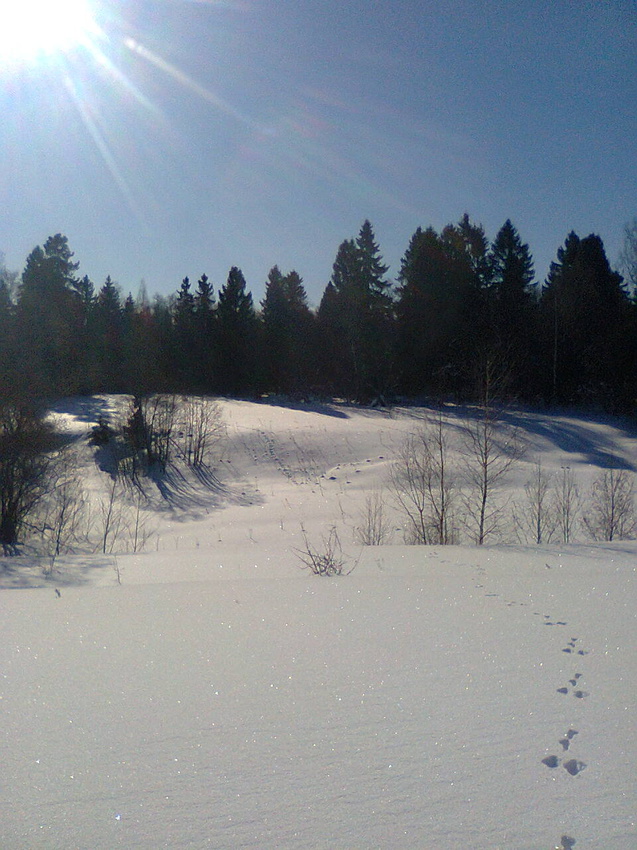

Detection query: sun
(0, 0), (98, 63)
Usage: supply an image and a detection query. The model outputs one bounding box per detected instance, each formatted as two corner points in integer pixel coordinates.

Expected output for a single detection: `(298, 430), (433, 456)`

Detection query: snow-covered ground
(1, 398), (636, 849)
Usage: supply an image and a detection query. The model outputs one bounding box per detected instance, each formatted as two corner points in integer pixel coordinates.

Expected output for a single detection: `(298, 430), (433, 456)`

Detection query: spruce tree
(261, 267), (314, 396)
(92, 277), (124, 391)
(396, 215), (492, 399)
(193, 274), (216, 391)
(487, 219), (537, 396)
(215, 267), (259, 396)
(0, 270), (16, 401)
(396, 226), (467, 397)
(318, 221), (393, 402)
(541, 232), (633, 409)
(173, 277), (196, 388)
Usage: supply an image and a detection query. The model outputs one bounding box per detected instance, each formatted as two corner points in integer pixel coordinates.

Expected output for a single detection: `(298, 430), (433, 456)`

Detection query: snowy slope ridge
(1, 398), (636, 849)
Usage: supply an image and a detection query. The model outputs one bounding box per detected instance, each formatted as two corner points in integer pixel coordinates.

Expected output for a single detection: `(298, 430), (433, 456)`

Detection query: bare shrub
(94, 473), (156, 555)
(113, 556), (123, 585)
(99, 476), (125, 554)
(41, 454), (87, 555)
(354, 490), (393, 545)
(296, 525), (356, 576)
(127, 487), (154, 553)
(460, 404), (524, 545)
(583, 466), (635, 541)
(553, 466), (581, 543)
(178, 397), (225, 467)
(390, 412), (457, 545)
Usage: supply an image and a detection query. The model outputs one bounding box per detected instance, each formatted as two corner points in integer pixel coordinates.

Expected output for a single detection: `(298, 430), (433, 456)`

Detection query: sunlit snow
(1, 398), (635, 849)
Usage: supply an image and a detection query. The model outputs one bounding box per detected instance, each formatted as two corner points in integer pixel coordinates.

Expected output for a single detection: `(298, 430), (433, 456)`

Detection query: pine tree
(17, 234), (86, 395)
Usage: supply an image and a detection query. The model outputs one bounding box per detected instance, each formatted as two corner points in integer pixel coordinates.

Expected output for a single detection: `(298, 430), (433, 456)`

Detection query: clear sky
(2, 0), (636, 306)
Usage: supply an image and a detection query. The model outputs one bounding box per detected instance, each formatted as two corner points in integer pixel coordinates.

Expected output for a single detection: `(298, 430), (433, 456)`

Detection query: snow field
(1, 398), (636, 848)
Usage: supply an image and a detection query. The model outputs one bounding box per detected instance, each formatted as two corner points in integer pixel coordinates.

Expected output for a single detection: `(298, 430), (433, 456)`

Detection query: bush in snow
(296, 526), (356, 576)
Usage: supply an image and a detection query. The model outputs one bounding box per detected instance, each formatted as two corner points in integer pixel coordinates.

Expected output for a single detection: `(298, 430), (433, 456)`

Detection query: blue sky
(2, 0), (636, 306)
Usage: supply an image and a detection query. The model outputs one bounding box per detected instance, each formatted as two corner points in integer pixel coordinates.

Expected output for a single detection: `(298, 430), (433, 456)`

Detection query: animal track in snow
(563, 758), (586, 776)
(556, 677), (588, 699)
(540, 615), (591, 845)
(541, 614), (568, 626)
(541, 754), (586, 775)
(561, 637), (589, 655)
(558, 729), (579, 751)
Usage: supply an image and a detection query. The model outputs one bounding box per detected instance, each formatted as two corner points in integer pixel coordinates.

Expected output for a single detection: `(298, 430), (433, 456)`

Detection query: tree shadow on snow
(147, 461), (261, 514)
(499, 408), (637, 471)
(393, 402), (637, 471)
(0, 555), (118, 589)
(255, 395), (350, 419)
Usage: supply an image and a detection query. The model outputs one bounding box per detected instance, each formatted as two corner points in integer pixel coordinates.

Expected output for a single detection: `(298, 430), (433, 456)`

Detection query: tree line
(1, 216), (636, 411)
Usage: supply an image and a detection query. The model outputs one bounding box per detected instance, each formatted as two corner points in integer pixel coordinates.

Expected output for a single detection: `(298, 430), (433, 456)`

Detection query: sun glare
(0, 0), (97, 63)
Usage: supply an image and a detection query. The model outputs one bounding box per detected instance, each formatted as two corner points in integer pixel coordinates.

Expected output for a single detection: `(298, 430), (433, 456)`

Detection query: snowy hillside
(1, 398), (636, 849)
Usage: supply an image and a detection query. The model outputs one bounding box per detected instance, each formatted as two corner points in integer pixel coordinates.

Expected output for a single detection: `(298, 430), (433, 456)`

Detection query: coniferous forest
(1, 216), (636, 412)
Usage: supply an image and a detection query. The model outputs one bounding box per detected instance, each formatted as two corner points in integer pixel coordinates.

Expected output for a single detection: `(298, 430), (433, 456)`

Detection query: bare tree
(390, 411), (457, 544)
(391, 434), (431, 543)
(422, 410), (457, 545)
(178, 397), (225, 467)
(354, 489), (393, 545)
(553, 466), (581, 543)
(125, 394), (177, 473)
(514, 460), (557, 544)
(583, 466), (635, 542)
(619, 217), (637, 294)
(460, 404), (524, 545)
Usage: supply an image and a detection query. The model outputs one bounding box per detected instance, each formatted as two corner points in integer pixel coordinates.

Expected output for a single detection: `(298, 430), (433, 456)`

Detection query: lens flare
(0, 0), (97, 63)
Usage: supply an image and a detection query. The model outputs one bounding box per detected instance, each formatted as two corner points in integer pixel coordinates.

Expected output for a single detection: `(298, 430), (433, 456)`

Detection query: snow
(1, 398), (636, 849)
